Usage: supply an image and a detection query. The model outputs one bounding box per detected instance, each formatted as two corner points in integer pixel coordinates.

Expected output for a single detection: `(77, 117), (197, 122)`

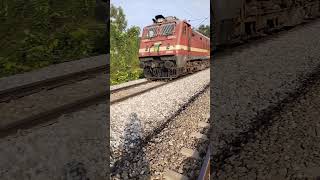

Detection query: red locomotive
(139, 15), (210, 79)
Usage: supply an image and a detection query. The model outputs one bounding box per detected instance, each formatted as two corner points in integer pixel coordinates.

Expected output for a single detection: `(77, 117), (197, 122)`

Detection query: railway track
(211, 18), (320, 179)
(213, 64), (320, 179)
(0, 65), (108, 138)
(197, 144), (211, 180)
(110, 80), (160, 104)
(111, 80), (210, 179)
(0, 65), (107, 103)
(111, 80), (150, 94)
(162, 117), (212, 180)
(192, 20), (320, 180)
(1, 62), (208, 139)
(164, 143), (211, 180)
(110, 68), (209, 105)
(0, 91), (107, 138)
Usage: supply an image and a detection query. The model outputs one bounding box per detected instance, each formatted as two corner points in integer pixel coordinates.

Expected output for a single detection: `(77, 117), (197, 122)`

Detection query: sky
(111, 0), (210, 32)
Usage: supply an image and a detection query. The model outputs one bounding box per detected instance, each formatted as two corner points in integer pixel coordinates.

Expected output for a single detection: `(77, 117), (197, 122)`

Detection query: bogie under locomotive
(139, 15), (210, 79)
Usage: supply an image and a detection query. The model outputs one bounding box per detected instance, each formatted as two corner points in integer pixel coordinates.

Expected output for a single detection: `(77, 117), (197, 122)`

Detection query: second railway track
(211, 18), (320, 179)
(0, 65), (108, 138)
(0, 65), (108, 103)
(0, 55), (109, 180)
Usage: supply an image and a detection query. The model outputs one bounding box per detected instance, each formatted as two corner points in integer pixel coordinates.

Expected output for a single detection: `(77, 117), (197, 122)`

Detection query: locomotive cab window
(160, 23), (175, 36)
(143, 26), (157, 39)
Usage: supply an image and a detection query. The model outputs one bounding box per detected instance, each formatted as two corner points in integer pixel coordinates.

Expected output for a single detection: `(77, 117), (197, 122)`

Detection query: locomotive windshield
(160, 23), (175, 36)
(146, 26), (157, 38)
(143, 23), (175, 39)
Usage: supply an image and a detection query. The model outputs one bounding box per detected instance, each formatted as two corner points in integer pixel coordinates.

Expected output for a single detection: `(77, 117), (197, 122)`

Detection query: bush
(110, 4), (143, 85)
(0, 0), (107, 78)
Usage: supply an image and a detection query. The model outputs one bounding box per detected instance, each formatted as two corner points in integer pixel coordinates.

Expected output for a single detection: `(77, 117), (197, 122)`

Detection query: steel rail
(110, 80), (151, 94)
(0, 91), (108, 138)
(110, 81), (167, 105)
(197, 143), (211, 180)
(0, 65), (107, 103)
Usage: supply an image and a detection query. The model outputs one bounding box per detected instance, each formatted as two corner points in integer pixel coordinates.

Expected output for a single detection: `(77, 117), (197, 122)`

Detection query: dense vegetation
(197, 24), (210, 37)
(110, 4), (142, 85)
(0, 0), (107, 78)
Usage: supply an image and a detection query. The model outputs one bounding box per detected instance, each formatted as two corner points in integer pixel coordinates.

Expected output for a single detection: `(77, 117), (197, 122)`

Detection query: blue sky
(111, 0), (210, 32)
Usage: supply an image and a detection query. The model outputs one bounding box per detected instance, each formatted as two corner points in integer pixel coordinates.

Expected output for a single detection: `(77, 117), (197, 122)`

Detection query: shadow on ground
(111, 113), (150, 179)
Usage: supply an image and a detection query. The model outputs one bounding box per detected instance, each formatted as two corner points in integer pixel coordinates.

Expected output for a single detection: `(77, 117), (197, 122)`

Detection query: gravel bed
(215, 74), (320, 179)
(0, 73), (107, 127)
(211, 19), (320, 160)
(0, 102), (107, 180)
(111, 88), (210, 179)
(110, 78), (148, 91)
(110, 69), (210, 169)
(0, 54), (108, 92)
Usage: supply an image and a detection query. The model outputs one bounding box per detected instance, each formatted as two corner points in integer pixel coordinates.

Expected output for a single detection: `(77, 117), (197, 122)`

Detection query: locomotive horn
(155, 15), (165, 20)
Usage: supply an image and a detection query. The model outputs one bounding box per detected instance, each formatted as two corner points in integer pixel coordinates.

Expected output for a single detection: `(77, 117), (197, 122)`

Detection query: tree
(110, 4), (127, 32)
(197, 24), (210, 38)
(0, 0), (107, 78)
(110, 4), (142, 85)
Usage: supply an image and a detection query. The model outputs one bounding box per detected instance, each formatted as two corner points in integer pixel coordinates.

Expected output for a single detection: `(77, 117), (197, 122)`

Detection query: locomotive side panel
(212, 0), (320, 47)
(212, 0), (243, 46)
(189, 31), (210, 60)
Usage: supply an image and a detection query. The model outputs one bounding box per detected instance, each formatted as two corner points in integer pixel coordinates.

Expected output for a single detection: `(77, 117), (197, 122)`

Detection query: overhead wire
(196, 16), (209, 28)
(188, 18), (206, 22)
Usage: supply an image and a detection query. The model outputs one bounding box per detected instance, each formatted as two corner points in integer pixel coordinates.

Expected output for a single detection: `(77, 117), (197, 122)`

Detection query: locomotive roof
(145, 16), (210, 40)
(145, 19), (181, 28)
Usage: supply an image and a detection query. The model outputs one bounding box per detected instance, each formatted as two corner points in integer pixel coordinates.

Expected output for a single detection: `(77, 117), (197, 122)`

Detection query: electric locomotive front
(139, 15), (182, 79)
(139, 15), (210, 79)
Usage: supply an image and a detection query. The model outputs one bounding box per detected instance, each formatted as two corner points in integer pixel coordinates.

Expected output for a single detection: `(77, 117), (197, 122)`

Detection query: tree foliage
(0, 0), (107, 77)
(197, 24), (210, 37)
(110, 4), (143, 85)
